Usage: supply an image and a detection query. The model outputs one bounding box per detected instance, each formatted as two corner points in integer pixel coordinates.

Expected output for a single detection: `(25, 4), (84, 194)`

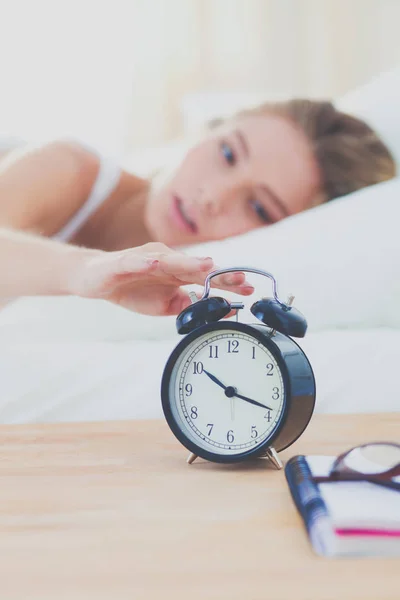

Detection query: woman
(0, 100), (395, 312)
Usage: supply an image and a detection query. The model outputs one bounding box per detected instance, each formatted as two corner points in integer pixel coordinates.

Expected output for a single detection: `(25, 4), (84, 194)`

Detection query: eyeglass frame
(312, 442), (400, 492)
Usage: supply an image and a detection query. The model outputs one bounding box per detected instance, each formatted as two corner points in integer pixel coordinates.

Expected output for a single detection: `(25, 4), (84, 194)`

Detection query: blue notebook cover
(284, 455), (333, 556)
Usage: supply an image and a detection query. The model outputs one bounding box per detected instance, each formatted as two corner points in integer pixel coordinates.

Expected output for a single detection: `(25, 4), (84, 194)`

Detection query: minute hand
(233, 392), (272, 411)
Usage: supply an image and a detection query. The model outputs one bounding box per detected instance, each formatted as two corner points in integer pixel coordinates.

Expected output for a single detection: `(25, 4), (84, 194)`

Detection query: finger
(164, 289), (195, 315)
(173, 266), (254, 293)
(206, 266), (254, 296)
(114, 250), (160, 276)
(176, 271), (255, 296)
(154, 254), (215, 277)
(210, 274), (255, 296)
(211, 271), (248, 287)
(210, 266), (257, 289)
(228, 284), (255, 296)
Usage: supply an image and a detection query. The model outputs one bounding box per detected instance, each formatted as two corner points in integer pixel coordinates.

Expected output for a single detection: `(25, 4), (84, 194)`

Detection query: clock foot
(265, 446), (283, 470)
(187, 452), (198, 465)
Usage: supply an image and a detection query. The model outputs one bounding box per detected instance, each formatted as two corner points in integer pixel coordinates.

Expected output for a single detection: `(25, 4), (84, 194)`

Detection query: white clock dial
(168, 328), (286, 456)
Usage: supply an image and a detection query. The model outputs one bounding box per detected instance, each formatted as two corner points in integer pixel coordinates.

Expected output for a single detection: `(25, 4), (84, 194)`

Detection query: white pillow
(336, 65), (400, 169)
(1, 175), (398, 342)
(185, 177), (400, 332)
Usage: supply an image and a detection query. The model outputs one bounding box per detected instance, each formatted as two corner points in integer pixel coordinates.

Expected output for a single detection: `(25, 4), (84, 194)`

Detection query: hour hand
(203, 369), (227, 391)
(233, 392), (272, 411)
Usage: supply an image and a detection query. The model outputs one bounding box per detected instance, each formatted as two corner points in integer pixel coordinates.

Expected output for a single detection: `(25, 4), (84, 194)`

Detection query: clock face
(163, 325), (287, 461)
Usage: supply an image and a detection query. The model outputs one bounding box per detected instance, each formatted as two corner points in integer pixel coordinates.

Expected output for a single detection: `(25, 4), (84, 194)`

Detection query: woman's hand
(69, 242), (254, 316)
(0, 231), (252, 314)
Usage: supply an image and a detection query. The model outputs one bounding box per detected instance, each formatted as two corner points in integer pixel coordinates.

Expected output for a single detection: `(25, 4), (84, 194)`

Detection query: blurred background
(0, 0), (399, 160)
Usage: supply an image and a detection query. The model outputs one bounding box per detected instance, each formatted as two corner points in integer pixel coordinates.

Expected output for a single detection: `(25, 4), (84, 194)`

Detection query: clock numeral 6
(185, 383), (193, 397)
(190, 406), (198, 419)
(227, 430), (234, 443)
(251, 425), (258, 438)
(193, 361), (204, 374)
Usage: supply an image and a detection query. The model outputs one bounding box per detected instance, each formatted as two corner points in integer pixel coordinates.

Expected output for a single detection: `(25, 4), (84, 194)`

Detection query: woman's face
(145, 113), (321, 247)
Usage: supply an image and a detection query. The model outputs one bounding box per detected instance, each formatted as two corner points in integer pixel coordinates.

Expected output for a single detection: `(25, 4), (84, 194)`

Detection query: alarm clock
(161, 267), (316, 469)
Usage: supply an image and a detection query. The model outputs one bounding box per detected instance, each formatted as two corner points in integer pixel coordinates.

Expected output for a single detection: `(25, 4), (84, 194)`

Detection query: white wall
(0, 0), (399, 154)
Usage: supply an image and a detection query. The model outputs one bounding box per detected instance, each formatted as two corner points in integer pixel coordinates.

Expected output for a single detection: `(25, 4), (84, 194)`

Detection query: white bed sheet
(0, 305), (398, 424)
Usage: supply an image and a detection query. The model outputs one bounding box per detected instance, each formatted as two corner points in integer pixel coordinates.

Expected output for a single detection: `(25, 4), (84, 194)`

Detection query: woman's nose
(197, 185), (225, 217)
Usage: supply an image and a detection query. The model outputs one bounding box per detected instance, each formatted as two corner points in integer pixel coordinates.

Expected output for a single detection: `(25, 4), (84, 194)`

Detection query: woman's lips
(171, 195), (198, 234)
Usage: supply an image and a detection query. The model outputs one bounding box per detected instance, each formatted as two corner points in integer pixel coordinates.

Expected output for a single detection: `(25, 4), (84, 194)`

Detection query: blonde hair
(237, 99), (396, 201)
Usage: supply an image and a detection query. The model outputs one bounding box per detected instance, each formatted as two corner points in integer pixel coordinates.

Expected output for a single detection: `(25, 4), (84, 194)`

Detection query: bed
(0, 67), (399, 424)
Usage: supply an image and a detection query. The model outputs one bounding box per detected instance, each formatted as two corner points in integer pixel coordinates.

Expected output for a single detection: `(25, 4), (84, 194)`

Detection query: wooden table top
(0, 413), (398, 600)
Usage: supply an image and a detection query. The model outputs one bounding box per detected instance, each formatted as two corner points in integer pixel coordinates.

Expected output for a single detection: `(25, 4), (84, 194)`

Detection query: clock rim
(161, 321), (292, 464)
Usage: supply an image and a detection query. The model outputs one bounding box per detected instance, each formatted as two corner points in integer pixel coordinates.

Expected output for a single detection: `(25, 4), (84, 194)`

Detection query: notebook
(285, 455), (400, 557)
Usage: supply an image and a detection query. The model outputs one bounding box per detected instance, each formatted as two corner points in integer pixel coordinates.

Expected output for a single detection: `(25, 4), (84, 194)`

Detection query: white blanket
(0, 295), (398, 423)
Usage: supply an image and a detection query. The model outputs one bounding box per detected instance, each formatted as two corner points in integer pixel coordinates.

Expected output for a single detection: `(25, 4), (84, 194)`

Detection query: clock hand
(203, 369), (227, 391)
(233, 392), (273, 411)
(203, 369), (272, 411)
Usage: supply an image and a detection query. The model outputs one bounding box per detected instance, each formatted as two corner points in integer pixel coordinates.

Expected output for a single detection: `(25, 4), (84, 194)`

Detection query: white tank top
(53, 147), (121, 242)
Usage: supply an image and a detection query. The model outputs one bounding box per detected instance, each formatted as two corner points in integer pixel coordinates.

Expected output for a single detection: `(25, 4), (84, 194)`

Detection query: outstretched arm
(0, 230), (253, 315)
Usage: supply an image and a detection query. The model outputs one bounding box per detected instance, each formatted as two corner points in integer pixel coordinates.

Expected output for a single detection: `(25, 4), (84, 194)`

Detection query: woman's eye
(250, 199), (271, 224)
(220, 142), (236, 166)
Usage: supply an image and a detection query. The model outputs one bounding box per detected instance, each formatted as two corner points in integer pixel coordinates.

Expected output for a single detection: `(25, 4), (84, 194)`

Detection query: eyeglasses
(313, 442), (400, 492)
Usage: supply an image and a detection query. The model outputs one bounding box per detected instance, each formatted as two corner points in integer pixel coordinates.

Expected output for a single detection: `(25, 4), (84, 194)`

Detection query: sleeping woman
(0, 99), (395, 314)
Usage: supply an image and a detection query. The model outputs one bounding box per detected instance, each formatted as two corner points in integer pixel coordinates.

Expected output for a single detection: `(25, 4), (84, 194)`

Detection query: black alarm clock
(161, 267), (316, 470)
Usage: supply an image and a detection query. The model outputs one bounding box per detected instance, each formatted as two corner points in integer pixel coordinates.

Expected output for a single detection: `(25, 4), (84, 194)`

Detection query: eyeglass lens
(334, 443), (400, 475)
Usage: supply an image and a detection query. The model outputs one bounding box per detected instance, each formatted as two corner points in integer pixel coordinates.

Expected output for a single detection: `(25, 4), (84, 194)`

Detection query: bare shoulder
(0, 139), (101, 236)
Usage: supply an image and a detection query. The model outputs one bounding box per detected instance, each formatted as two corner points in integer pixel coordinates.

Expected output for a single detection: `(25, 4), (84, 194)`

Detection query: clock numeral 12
(227, 340), (239, 353)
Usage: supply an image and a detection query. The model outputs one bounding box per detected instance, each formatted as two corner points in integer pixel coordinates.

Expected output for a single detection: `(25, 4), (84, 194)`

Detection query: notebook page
(306, 456), (400, 530)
